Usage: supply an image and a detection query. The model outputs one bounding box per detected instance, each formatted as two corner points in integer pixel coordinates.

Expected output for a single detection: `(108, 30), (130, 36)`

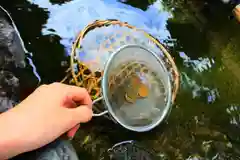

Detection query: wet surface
(1, 0), (240, 159)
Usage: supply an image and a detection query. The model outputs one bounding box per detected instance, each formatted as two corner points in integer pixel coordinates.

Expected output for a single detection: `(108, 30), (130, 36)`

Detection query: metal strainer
(93, 44), (172, 132)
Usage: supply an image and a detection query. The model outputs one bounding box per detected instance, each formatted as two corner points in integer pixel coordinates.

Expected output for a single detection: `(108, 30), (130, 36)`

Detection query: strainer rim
(102, 44), (172, 132)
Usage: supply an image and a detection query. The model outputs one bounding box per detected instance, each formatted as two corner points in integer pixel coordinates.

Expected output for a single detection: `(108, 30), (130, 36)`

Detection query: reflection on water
(179, 52), (215, 73)
(226, 105), (240, 128)
(28, 0), (172, 55)
(181, 72), (219, 103)
(1, 0), (240, 159)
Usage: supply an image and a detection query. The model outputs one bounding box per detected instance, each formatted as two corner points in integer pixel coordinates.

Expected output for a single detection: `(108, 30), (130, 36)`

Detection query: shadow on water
(120, 0), (156, 11)
(1, 0), (240, 159)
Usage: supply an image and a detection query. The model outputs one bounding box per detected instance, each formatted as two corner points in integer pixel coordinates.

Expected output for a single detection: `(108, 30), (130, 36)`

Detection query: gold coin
(124, 75), (140, 103)
(138, 84), (149, 98)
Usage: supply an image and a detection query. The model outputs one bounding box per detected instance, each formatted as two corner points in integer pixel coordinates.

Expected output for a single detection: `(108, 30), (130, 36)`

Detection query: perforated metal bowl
(93, 44), (172, 132)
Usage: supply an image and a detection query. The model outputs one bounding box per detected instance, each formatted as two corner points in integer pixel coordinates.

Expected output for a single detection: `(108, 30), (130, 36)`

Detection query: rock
(0, 6), (26, 68)
(0, 6), (25, 113)
(0, 70), (19, 113)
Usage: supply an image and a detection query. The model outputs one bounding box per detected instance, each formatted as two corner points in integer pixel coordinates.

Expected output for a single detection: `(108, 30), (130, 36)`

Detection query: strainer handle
(92, 97), (109, 117)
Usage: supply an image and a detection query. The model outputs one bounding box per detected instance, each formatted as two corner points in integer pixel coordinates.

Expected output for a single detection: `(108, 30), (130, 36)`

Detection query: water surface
(1, 0), (240, 159)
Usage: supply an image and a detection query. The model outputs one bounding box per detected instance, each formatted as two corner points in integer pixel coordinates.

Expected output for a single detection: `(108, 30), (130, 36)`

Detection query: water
(110, 62), (166, 128)
(1, 0), (240, 159)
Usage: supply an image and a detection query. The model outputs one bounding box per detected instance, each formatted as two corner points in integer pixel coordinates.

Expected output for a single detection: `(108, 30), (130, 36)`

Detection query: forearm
(0, 106), (29, 159)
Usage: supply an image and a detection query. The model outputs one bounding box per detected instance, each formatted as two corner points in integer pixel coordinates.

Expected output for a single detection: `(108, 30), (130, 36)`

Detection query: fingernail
(68, 132), (75, 140)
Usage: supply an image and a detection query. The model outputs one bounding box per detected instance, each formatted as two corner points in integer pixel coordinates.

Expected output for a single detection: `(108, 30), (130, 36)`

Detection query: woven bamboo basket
(61, 19), (180, 120)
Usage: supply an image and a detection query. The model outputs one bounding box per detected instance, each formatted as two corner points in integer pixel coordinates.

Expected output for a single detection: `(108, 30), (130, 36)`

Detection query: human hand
(233, 5), (240, 23)
(0, 83), (93, 159)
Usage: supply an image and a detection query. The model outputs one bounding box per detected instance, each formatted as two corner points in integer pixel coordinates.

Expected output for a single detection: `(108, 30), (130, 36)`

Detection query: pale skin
(233, 5), (240, 23)
(0, 83), (93, 160)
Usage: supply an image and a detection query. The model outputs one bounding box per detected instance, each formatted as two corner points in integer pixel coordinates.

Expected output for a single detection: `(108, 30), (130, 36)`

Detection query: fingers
(70, 105), (93, 123)
(67, 86), (92, 106)
(67, 124), (80, 139)
(233, 7), (240, 22)
(51, 83), (92, 106)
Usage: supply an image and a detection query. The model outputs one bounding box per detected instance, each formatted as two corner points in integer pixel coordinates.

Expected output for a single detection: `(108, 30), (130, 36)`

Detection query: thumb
(71, 105), (93, 123)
